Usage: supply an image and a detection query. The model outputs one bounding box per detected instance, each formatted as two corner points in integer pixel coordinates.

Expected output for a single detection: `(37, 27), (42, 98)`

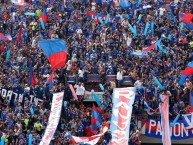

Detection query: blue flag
(5, 50), (11, 62)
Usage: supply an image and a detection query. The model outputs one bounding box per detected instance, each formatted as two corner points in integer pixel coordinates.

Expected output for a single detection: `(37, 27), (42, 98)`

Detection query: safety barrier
(87, 74), (101, 83)
(66, 75), (76, 83)
(66, 74), (133, 85)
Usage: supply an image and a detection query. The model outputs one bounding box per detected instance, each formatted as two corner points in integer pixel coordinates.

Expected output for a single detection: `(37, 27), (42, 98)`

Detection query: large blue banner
(145, 119), (193, 140)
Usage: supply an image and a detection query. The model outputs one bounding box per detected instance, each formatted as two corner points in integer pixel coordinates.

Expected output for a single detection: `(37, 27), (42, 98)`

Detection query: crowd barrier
(105, 75), (132, 83)
(66, 74), (133, 84)
(66, 76), (76, 83)
(105, 75), (116, 81)
(87, 74), (101, 83)
(122, 76), (133, 85)
(148, 114), (161, 120)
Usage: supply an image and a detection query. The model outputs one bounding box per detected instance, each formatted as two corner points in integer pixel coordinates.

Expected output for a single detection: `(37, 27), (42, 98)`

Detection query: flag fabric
(29, 64), (36, 86)
(132, 51), (147, 58)
(179, 74), (187, 86)
(44, 73), (54, 90)
(143, 22), (149, 36)
(153, 76), (164, 90)
(144, 101), (154, 115)
(11, 0), (25, 5)
(180, 22), (184, 31)
(179, 61), (193, 85)
(159, 95), (171, 145)
(91, 90), (101, 107)
(0, 33), (12, 41)
(95, 0), (102, 4)
(151, 22), (154, 35)
(16, 25), (22, 47)
(184, 23), (193, 30)
(155, 38), (162, 49)
(110, 87), (136, 145)
(38, 40), (67, 70)
(4, 34), (12, 41)
(128, 24), (137, 37)
(142, 39), (162, 53)
(112, 16), (120, 24)
(143, 5), (152, 9)
(180, 13), (193, 23)
(87, 11), (95, 20)
(142, 44), (155, 52)
(64, 0), (66, 6)
(90, 104), (101, 134)
(180, 13), (193, 30)
(5, 50), (11, 62)
(28, 134), (33, 145)
(0, 33), (6, 40)
(70, 124), (109, 144)
(190, 91), (193, 106)
(136, 14), (142, 24)
(186, 106), (193, 114)
(181, 113), (193, 129)
(40, 7), (47, 23)
(39, 92), (64, 145)
(119, 0), (130, 9)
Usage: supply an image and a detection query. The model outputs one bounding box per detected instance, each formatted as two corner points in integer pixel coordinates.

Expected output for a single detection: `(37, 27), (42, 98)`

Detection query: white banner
(39, 92), (64, 145)
(110, 87), (136, 145)
(70, 124), (109, 144)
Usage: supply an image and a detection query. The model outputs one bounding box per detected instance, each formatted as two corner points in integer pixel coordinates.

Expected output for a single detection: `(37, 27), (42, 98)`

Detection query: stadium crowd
(0, 0), (193, 144)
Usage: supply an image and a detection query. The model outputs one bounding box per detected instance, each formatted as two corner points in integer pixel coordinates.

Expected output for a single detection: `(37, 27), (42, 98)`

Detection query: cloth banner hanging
(39, 92), (64, 145)
(109, 87), (136, 145)
(159, 95), (171, 145)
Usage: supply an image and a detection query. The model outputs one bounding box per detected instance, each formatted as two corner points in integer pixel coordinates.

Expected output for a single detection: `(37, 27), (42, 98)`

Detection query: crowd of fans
(0, 0), (193, 144)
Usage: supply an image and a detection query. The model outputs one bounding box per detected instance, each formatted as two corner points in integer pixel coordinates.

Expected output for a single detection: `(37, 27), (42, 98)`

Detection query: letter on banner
(7, 91), (13, 100)
(39, 92), (64, 145)
(1, 89), (7, 97)
(110, 87), (136, 145)
(156, 121), (162, 135)
(29, 95), (34, 103)
(149, 120), (156, 134)
(19, 94), (23, 102)
(34, 97), (39, 106)
(181, 113), (193, 129)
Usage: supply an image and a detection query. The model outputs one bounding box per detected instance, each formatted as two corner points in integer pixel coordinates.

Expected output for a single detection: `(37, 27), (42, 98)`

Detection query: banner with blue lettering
(145, 119), (193, 140)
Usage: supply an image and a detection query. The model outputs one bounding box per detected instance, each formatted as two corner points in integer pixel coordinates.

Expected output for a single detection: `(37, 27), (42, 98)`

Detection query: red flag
(29, 64), (36, 86)
(142, 44), (155, 52)
(31, 73), (36, 86)
(16, 25), (22, 46)
(180, 13), (193, 23)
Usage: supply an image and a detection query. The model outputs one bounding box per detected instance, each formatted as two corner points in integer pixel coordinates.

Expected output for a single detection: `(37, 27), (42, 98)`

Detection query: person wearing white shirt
(134, 80), (143, 90)
(117, 68), (124, 88)
(91, 2), (96, 11)
(159, 7), (165, 16)
(76, 26), (83, 37)
(174, 0), (178, 4)
(77, 67), (84, 83)
(127, 35), (132, 47)
(66, 60), (72, 74)
(39, 107), (47, 116)
(74, 82), (85, 101)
